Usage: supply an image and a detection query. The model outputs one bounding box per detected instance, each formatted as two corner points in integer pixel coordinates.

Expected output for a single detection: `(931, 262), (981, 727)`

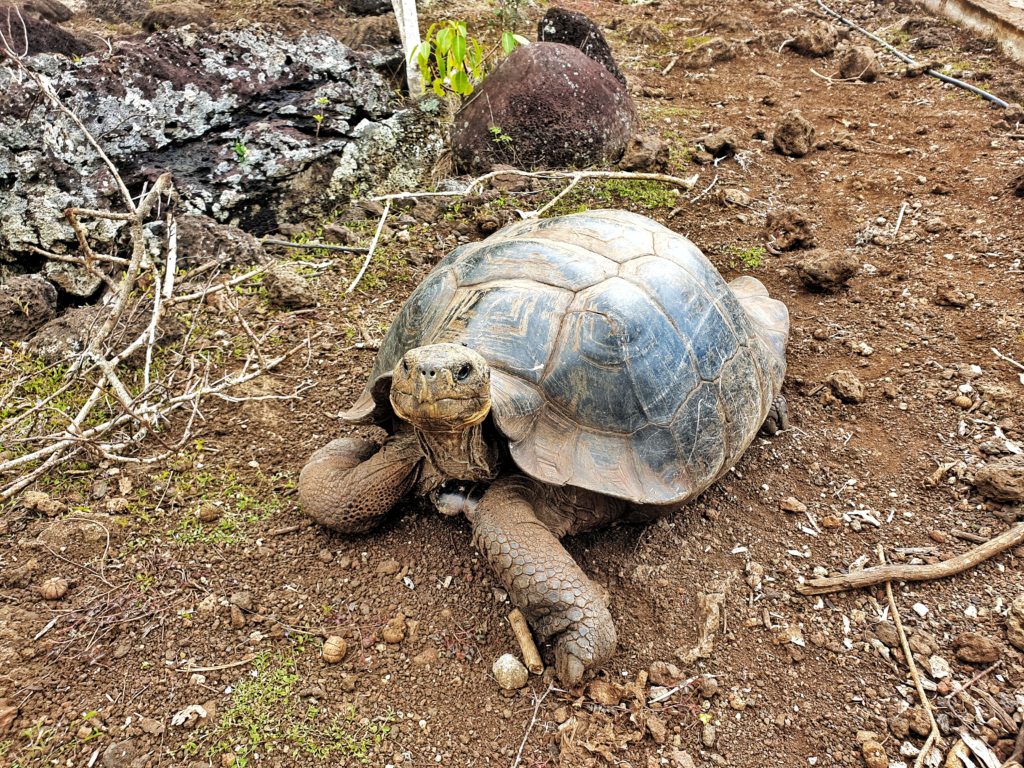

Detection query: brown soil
(3, 1), (1024, 767)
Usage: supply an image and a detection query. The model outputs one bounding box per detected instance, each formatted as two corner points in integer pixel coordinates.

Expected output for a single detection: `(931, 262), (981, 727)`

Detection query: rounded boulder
(451, 43), (635, 175)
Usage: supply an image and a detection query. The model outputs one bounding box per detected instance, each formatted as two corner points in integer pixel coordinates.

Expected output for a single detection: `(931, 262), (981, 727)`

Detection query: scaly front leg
(471, 477), (616, 685)
(299, 431), (421, 534)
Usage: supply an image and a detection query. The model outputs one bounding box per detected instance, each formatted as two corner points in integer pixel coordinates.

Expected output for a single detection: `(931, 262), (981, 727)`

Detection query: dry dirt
(2, 0), (1024, 767)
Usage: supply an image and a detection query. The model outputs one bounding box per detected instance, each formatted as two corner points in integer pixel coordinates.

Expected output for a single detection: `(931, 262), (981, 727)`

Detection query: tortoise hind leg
(471, 477), (616, 685)
(760, 395), (789, 436)
(299, 432), (421, 534)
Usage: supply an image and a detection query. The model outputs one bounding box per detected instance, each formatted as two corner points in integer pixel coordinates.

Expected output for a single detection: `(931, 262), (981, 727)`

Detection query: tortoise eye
(402, 359), (410, 372)
(456, 363), (472, 381)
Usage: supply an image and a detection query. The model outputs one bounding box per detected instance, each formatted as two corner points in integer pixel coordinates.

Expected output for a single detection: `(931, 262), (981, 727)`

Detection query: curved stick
(798, 523), (1024, 595)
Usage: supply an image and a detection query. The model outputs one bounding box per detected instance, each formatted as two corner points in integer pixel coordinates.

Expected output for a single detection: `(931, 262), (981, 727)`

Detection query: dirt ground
(2, 0), (1024, 766)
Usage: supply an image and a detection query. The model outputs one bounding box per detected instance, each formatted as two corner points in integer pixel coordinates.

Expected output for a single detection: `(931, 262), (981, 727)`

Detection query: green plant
(413, 20), (485, 97)
(232, 141), (249, 164)
(728, 245), (765, 270)
(312, 96), (330, 138)
(184, 652), (392, 765)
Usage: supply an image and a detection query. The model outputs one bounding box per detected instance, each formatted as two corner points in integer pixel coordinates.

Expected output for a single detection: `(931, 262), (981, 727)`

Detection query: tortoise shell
(343, 209), (788, 505)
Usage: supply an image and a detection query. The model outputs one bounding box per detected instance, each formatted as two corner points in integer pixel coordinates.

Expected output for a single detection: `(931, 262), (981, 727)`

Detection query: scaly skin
(471, 477), (617, 685)
(298, 432), (421, 533)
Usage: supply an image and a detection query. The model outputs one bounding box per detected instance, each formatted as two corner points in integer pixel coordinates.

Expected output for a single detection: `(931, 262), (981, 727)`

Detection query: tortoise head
(389, 343), (491, 431)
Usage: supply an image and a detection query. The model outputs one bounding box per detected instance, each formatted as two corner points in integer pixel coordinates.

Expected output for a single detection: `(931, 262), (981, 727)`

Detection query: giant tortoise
(300, 209), (789, 683)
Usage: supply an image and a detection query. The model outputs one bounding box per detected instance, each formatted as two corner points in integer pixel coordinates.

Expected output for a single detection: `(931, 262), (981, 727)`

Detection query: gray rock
(1, 26), (444, 263)
(791, 21), (839, 57)
(173, 214), (267, 268)
(795, 250), (859, 293)
(42, 259), (103, 298)
(264, 262), (314, 309)
(0, 274), (58, 341)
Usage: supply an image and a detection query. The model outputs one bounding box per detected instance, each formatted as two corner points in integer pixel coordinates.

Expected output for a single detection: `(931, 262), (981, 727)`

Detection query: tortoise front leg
(299, 431), (421, 534)
(471, 477), (616, 685)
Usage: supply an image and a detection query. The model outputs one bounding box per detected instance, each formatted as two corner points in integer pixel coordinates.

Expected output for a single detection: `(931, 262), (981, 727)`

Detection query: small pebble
(492, 654), (528, 690)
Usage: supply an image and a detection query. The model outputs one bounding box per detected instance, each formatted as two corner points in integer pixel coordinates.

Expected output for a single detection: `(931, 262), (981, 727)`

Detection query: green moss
(727, 245), (766, 270)
(182, 652), (391, 765)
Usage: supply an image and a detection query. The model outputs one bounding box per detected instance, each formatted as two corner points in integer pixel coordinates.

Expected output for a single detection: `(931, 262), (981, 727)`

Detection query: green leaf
(436, 27), (451, 52)
(432, 79), (445, 97)
(452, 33), (466, 64)
(501, 31), (516, 54)
(451, 70), (471, 95)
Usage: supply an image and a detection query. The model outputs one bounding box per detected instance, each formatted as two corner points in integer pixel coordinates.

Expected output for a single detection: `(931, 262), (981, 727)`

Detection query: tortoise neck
(414, 423), (501, 483)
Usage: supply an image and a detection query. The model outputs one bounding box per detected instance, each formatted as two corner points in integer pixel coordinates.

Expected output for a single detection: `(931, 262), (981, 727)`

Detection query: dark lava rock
(838, 45), (881, 82)
(1, 26), (444, 261)
(86, 0), (149, 23)
(701, 129), (737, 159)
(537, 7), (625, 85)
(0, 274), (58, 342)
(953, 633), (1001, 665)
(24, 0), (72, 22)
(25, 304), (184, 364)
(773, 110), (815, 157)
(345, 0), (392, 16)
(173, 215), (267, 268)
(618, 133), (669, 172)
(794, 250), (859, 292)
(451, 42), (634, 175)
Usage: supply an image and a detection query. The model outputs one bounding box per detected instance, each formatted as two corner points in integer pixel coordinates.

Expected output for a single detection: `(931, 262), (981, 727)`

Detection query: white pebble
(912, 603), (929, 618)
(492, 654), (529, 690)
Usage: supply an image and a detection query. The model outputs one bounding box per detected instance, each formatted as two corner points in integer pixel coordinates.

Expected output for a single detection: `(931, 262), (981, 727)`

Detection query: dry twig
(346, 199), (392, 293)
(507, 608), (543, 675)
(797, 523), (1024, 594)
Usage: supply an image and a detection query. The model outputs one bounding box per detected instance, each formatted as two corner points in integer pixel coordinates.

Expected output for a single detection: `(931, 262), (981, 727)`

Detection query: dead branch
(797, 523), (1024, 595)
(510, 683), (554, 768)
(346, 199), (392, 293)
(880, 546), (941, 768)
(507, 608), (543, 675)
(369, 169), (700, 204)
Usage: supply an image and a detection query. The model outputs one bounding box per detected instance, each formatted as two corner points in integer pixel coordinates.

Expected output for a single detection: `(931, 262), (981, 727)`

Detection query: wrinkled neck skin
(414, 423), (501, 484)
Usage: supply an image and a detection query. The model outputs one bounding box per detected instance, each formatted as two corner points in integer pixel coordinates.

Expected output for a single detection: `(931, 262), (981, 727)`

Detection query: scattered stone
(646, 713), (668, 743)
(492, 653), (529, 690)
(648, 660), (684, 686)
(794, 250), (860, 292)
(140, 2), (208, 32)
(101, 739), (140, 768)
(669, 750), (697, 768)
(838, 45), (881, 82)
(322, 224), (357, 245)
(927, 655), (951, 679)
(382, 614), (407, 644)
(953, 633), (1001, 664)
(174, 215), (267, 268)
(923, 217), (946, 234)
(322, 635), (348, 663)
(618, 134), (670, 173)
(0, 701), (18, 733)
(826, 370), (866, 404)
(701, 722), (717, 747)
(451, 43), (634, 175)
(229, 605), (246, 629)
(953, 394), (973, 409)
(264, 262), (315, 310)
(973, 456), (1024, 503)
(780, 496), (807, 514)
(720, 188), (751, 207)
(791, 21), (839, 57)
(376, 559), (401, 576)
(537, 7), (625, 84)
(861, 740), (888, 768)
(412, 647), (438, 666)
(197, 504), (221, 523)
(766, 207), (816, 250)
(627, 22), (665, 45)
(699, 676), (719, 698)
(934, 284), (972, 308)
(701, 130), (737, 159)
(39, 576), (69, 600)
(1007, 595), (1024, 652)
(19, 490), (67, 517)
(139, 716), (165, 736)
(0, 275), (58, 342)
(773, 110), (815, 157)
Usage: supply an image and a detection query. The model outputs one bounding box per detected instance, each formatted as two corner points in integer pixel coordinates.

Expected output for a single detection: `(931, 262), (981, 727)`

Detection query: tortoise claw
(551, 604), (617, 686)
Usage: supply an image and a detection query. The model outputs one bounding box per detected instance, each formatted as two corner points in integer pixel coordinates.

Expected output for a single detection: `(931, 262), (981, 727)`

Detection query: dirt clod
(264, 263), (315, 310)
(619, 134), (670, 173)
(953, 633), (1001, 664)
(838, 46), (881, 82)
(826, 370), (866, 404)
(322, 635), (348, 663)
(766, 206), (816, 250)
(773, 111), (815, 157)
(861, 740), (888, 768)
(794, 250), (860, 292)
(791, 21), (839, 57)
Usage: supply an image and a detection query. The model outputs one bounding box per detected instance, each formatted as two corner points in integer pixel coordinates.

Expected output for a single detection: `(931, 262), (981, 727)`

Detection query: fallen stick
(510, 683), (553, 768)
(507, 608), (544, 675)
(797, 522), (1024, 595)
(880, 546), (942, 768)
(346, 199), (392, 294)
